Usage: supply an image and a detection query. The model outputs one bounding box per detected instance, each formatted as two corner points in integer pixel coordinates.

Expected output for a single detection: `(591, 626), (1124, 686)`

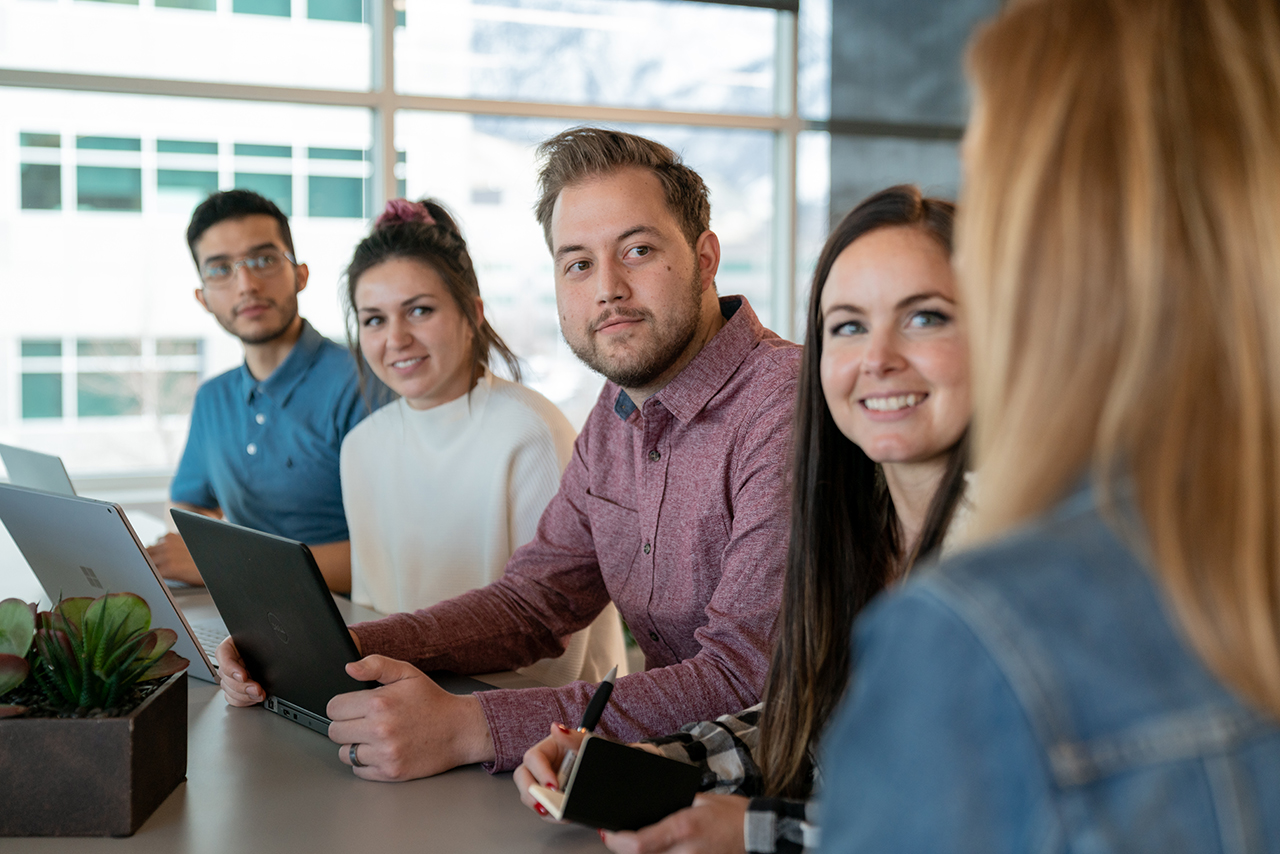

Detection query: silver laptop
(0, 483), (220, 683)
(0, 443), (76, 496)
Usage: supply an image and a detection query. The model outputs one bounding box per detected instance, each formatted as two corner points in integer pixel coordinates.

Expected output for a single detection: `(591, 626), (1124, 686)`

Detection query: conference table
(0, 590), (603, 853)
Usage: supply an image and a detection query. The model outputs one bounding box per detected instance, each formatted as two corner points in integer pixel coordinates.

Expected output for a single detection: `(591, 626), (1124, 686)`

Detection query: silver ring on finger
(349, 742), (366, 768)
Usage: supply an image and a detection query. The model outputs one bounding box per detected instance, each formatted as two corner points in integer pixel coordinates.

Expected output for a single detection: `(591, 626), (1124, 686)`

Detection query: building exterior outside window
(0, 0), (833, 477)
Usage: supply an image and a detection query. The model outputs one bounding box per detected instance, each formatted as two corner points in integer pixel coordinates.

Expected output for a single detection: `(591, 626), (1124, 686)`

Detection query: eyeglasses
(200, 249), (296, 289)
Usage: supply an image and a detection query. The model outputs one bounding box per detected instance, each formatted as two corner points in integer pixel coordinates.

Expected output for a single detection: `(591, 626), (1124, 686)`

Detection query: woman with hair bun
(337, 198), (626, 687)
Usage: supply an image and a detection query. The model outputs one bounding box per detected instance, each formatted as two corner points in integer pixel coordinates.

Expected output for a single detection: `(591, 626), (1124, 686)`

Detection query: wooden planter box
(0, 671), (188, 837)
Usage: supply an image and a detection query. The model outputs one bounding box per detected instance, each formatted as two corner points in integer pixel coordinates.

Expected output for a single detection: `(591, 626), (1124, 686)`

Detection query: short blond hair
(962, 0), (1280, 714)
(533, 127), (710, 252)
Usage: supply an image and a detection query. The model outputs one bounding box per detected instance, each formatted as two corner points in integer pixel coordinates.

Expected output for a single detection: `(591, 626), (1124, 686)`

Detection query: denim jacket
(817, 483), (1280, 853)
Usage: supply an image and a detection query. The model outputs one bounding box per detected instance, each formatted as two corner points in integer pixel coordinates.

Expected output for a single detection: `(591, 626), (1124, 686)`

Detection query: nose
(594, 257), (631, 306)
(232, 262), (263, 296)
(385, 314), (414, 349)
(862, 327), (906, 377)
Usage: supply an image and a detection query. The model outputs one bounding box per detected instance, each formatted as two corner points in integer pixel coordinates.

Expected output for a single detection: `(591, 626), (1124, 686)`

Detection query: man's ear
(695, 230), (721, 293)
(294, 262), (310, 294)
(194, 288), (209, 312)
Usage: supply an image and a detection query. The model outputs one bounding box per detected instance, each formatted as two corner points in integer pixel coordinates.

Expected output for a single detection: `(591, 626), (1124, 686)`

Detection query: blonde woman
(818, 0), (1280, 851)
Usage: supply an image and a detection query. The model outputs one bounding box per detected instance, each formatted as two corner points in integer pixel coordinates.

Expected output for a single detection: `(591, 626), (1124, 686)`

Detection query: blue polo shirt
(171, 320), (377, 544)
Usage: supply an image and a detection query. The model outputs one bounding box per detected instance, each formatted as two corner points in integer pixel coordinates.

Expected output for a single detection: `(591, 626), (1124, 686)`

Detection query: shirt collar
(612, 295), (761, 424)
(237, 319), (327, 405)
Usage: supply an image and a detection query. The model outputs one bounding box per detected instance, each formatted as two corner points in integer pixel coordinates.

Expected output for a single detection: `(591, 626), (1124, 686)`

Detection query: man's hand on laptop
(326, 655), (496, 781)
(215, 637), (265, 706)
(147, 533), (205, 586)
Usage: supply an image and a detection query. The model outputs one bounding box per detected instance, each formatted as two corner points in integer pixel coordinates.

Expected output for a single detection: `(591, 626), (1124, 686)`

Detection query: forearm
(646, 704), (764, 794)
(353, 564), (610, 673)
(745, 797), (817, 854)
(309, 539), (352, 595)
(477, 648), (766, 772)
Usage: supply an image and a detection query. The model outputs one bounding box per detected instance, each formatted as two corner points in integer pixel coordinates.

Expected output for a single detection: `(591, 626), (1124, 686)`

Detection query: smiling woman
(336, 198), (627, 688)
(818, 224), (969, 506)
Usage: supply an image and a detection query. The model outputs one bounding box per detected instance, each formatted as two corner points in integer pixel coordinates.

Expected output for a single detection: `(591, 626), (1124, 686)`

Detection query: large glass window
(395, 0), (777, 114)
(395, 111), (774, 425)
(0, 0), (832, 473)
(0, 0), (371, 89)
(18, 337), (203, 422)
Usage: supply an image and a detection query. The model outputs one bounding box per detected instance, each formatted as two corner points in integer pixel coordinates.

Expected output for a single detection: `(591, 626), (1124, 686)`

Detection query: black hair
(186, 190), (295, 268)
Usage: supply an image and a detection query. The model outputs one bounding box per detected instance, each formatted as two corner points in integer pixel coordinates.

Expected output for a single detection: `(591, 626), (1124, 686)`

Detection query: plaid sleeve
(744, 797), (817, 854)
(642, 703), (764, 795)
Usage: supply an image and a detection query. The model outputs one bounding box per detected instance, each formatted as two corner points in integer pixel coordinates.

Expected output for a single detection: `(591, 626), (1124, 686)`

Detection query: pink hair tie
(375, 198), (436, 228)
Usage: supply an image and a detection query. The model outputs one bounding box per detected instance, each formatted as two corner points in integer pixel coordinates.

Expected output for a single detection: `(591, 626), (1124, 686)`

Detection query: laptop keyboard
(190, 619), (229, 660)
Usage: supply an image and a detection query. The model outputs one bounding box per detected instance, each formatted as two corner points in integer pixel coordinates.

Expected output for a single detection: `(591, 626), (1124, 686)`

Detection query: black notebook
(528, 735), (703, 831)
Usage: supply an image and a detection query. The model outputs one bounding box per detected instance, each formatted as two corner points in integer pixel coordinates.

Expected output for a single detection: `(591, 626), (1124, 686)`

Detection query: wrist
(456, 694), (496, 765)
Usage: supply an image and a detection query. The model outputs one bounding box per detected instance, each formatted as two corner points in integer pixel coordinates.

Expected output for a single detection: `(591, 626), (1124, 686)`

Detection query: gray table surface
(0, 590), (602, 853)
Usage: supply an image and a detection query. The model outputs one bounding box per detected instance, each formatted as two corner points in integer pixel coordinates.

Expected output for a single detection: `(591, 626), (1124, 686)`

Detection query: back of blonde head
(961, 0), (1280, 714)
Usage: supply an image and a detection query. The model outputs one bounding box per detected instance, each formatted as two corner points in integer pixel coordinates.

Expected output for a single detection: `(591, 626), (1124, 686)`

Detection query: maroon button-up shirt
(352, 296), (800, 771)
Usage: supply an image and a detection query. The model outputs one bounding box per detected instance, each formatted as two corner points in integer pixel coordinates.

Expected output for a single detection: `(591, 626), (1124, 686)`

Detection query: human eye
(565, 259), (591, 275)
(625, 245), (651, 259)
(828, 319), (866, 337)
(250, 253), (280, 271)
(202, 262), (232, 280)
(409, 305), (433, 318)
(360, 315), (383, 328)
(908, 309), (951, 329)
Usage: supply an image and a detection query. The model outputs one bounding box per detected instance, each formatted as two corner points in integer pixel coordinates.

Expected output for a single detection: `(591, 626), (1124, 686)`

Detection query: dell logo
(267, 612), (289, 644)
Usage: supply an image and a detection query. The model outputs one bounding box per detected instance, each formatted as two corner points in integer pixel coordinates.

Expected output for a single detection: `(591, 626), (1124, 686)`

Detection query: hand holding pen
(556, 665), (617, 789)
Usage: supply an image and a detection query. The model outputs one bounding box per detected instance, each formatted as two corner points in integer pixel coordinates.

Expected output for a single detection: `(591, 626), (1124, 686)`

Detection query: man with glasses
(147, 189), (380, 592)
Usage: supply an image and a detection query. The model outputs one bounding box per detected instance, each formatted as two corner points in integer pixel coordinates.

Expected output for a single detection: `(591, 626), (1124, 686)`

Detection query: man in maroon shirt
(216, 128), (801, 780)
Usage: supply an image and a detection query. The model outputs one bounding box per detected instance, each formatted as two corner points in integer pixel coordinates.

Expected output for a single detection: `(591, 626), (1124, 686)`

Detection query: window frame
(0, 0), (808, 338)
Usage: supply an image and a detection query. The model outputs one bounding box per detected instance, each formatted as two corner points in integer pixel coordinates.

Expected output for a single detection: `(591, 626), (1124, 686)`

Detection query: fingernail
(248, 686), (261, 698)
(535, 804), (548, 817)
(547, 781), (557, 791)
(555, 723), (572, 733)
(599, 829), (607, 841)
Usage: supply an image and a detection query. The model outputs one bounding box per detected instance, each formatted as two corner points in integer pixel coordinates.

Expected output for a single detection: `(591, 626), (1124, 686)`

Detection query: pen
(557, 665), (617, 789)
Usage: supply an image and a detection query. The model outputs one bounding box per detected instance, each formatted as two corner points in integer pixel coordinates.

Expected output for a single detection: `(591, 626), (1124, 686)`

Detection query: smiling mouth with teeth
(862, 393), (927, 412)
(391, 357), (424, 368)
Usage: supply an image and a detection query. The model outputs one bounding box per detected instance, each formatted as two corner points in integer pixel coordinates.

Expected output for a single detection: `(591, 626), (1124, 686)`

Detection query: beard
(564, 269), (703, 389)
(213, 275), (301, 346)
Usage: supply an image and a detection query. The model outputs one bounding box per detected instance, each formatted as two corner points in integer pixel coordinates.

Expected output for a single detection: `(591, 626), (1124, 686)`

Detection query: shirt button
(255, 413), (265, 425)
(246, 443), (258, 455)
(649, 630), (659, 643)
(648, 450), (660, 462)
(643, 542), (651, 555)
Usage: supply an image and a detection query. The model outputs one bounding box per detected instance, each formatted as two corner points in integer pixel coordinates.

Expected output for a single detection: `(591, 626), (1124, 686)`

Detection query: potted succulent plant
(0, 592), (190, 837)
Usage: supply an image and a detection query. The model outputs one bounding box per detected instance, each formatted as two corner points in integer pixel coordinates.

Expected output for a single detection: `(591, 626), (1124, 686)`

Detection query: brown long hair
(342, 198), (521, 404)
(756, 186), (969, 799)
(962, 0), (1280, 714)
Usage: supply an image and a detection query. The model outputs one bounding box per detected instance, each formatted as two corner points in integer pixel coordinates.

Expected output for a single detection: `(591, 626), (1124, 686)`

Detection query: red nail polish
(547, 781), (557, 791)
(535, 804), (548, 817)
(555, 722), (572, 733)
(599, 829), (607, 841)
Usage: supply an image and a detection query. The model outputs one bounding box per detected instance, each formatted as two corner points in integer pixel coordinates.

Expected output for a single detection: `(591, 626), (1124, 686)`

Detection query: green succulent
(0, 592), (188, 718)
(0, 598), (36, 718)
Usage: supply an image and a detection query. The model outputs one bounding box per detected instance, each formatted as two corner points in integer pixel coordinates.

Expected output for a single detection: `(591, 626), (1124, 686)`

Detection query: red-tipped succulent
(0, 592), (188, 717)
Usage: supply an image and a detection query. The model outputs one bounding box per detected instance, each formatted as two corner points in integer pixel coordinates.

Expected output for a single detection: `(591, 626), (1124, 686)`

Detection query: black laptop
(171, 509), (493, 735)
